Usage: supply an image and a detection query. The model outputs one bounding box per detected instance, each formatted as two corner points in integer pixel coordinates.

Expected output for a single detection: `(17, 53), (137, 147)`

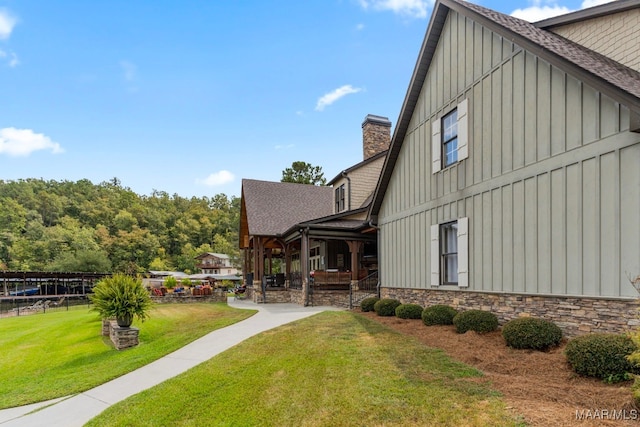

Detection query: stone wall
(362, 115), (391, 160)
(381, 288), (640, 337)
(108, 321), (139, 350)
(310, 290), (350, 307)
(151, 292), (226, 304)
(251, 288), (291, 304)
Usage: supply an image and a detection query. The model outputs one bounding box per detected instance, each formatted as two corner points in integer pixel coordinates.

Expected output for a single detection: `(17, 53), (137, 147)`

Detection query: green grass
(87, 311), (520, 427)
(0, 303), (256, 409)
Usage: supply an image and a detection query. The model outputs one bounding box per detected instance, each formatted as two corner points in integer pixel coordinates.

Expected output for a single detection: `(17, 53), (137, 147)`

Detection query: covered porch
(242, 229), (377, 306)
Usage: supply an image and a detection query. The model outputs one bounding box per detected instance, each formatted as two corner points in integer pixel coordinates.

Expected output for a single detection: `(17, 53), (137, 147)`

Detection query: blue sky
(0, 0), (614, 198)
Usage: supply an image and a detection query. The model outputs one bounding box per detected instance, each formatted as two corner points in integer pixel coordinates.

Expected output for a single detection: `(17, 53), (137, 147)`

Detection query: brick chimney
(362, 114), (391, 160)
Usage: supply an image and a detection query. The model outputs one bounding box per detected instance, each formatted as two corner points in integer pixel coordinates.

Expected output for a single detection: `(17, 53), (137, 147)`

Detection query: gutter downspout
(341, 171), (351, 211)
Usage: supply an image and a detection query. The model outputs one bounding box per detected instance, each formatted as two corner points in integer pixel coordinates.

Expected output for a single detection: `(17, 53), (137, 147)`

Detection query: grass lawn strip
(0, 303), (256, 409)
(86, 311), (520, 427)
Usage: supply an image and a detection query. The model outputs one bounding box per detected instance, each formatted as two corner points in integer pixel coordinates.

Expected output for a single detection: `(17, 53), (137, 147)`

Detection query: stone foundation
(381, 288), (640, 337)
(151, 292), (226, 304)
(107, 321), (139, 350)
(251, 288), (291, 304)
(310, 290), (350, 307)
(246, 287), (344, 306)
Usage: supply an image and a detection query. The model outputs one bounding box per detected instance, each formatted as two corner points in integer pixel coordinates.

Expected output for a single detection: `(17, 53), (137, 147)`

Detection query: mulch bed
(359, 311), (638, 426)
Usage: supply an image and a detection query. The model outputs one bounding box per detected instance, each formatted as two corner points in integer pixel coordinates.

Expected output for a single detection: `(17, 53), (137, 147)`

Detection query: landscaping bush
(422, 305), (458, 326)
(564, 333), (639, 383)
(360, 297), (380, 312)
(502, 317), (563, 350)
(373, 298), (402, 317)
(453, 310), (499, 334)
(395, 303), (423, 319)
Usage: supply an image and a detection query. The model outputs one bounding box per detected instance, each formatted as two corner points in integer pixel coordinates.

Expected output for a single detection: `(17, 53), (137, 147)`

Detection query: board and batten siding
(378, 10), (640, 298)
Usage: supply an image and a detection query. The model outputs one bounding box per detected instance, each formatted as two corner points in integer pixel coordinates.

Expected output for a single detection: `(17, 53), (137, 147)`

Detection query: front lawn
(86, 311), (520, 426)
(0, 303), (256, 409)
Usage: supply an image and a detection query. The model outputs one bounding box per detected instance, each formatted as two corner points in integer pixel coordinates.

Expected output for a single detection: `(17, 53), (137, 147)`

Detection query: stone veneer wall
(151, 292), (226, 304)
(108, 321), (140, 350)
(362, 115), (391, 160)
(381, 288), (640, 337)
(310, 290), (350, 307)
(251, 288), (291, 304)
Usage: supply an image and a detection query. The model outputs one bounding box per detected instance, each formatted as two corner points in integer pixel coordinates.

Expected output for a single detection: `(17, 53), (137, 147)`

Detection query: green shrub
(422, 305), (458, 326)
(395, 303), (424, 319)
(164, 276), (177, 289)
(565, 333), (639, 383)
(453, 310), (499, 334)
(90, 274), (153, 327)
(502, 317), (563, 350)
(632, 376), (640, 407)
(360, 297), (379, 312)
(373, 298), (402, 317)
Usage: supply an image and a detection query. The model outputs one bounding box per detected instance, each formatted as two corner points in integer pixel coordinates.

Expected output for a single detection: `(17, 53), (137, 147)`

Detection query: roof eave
(535, 0), (640, 29)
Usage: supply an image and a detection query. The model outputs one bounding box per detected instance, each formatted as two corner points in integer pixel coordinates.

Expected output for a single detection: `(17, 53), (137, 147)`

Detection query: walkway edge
(0, 300), (341, 427)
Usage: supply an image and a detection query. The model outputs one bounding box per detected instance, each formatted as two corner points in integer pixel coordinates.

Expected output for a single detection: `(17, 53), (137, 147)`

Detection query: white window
(432, 99), (468, 173)
(430, 217), (469, 287)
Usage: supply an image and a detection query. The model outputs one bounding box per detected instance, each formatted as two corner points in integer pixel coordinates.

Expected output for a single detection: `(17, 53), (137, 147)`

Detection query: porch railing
(349, 271), (379, 309)
(311, 271), (351, 291)
(288, 272), (303, 290)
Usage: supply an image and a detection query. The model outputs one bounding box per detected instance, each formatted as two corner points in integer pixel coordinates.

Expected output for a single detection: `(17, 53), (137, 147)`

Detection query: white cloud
(198, 170), (235, 187)
(0, 128), (64, 157)
(0, 9), (17, 40)
(511, 4), (572, 21)
(510, 0), (615, 22)
(0, 49), (18, 67)
(356, 23), (365, 31)
(358, 0), (433, 18)
(120, 60), (137, 81)
(581, 0), (615, 8)
(315, 85), (362, 111)
(8, 51), (18, 67)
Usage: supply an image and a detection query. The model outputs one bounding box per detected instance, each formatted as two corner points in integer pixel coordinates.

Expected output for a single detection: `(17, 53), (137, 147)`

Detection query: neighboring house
(195, 253), (238, 276)
(239, 115), (390, 305)
(368, 0), (640, 336)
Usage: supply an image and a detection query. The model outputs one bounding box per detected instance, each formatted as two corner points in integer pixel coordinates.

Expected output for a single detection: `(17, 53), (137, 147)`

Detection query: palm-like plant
(90, 274), (153, 327)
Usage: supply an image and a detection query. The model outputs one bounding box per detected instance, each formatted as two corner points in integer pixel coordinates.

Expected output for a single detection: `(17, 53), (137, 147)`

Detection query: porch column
(346, 241), (364, 282)
(301, 228), (310, 306)
(266, 248), (273, 275)
(285, 243), (292, 288)
(243, 248), (249, 284)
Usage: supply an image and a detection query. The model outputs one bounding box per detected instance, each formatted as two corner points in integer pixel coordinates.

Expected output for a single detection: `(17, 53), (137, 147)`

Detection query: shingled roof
(459, 0), (640, 103)
(369, 0), (640, 219)
(241, 179), (333, 237)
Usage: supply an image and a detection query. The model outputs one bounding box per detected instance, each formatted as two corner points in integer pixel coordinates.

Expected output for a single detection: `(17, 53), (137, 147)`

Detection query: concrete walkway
(0, 299), (341, 427)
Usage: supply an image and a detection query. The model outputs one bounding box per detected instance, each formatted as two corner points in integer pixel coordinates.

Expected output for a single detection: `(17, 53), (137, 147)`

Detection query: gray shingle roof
(241, 179), (333, 236)
(457, 0), (640, 101)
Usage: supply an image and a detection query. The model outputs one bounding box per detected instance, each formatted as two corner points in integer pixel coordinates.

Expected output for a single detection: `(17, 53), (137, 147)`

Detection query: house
(194, 253), (238, 276)
(368, 0), (640, 336)
(239, 115), (390, 305)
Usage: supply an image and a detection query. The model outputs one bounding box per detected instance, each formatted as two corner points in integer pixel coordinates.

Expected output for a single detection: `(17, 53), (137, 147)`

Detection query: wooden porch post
(301, 228), (310, 306)
(347, 241), (364, 282)
(285, 244), (291, 276)
(257, 238), (265, 281)
(267, 248), (273, 275)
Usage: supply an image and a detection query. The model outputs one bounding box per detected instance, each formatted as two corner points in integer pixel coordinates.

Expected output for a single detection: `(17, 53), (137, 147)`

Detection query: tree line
(0, 178), (240, 274)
